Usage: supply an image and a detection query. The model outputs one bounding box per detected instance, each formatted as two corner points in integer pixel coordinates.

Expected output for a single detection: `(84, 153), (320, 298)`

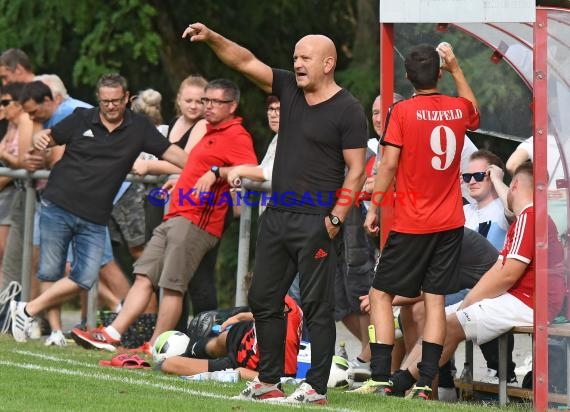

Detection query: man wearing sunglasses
(462, 149), (517, 385)
(462, 149), (510, 250)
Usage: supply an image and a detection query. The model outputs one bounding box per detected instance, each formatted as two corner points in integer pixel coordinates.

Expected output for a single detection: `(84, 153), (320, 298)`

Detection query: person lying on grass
(160, 295), (302, 380)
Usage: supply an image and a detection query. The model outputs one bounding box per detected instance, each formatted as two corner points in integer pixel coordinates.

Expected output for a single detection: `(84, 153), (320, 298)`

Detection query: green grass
(0, 335), (531, 411)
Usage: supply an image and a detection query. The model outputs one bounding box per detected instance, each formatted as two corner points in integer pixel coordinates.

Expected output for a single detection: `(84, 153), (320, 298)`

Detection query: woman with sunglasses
(0, 82), (41, 287)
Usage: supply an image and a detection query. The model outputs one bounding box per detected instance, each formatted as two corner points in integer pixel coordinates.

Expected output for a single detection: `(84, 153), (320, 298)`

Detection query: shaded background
(0, 0), (533, 307)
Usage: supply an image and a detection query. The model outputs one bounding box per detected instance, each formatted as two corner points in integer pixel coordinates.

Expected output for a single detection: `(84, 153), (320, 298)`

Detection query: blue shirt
(44, 97), (92, 128)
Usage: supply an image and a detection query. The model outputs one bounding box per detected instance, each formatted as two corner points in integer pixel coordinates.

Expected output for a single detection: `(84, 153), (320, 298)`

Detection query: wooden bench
(459, 325), (570, 406)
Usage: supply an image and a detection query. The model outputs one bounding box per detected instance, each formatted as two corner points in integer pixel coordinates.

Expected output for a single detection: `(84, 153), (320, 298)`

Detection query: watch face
(331, 216), (340, 225)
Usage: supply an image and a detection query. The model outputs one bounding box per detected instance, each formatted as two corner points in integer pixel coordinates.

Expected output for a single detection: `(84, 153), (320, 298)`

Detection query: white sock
(105, 326), (121, 340)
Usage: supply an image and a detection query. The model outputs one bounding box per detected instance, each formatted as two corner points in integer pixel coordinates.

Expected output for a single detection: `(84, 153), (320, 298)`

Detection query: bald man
(183, 24), (367, 404)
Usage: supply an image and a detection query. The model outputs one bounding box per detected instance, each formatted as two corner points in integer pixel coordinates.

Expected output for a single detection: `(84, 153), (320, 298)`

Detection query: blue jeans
(38, 199), (106, 289)
(35, 198), (113, 266)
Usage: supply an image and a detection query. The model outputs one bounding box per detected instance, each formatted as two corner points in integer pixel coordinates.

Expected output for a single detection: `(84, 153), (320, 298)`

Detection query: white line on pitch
(0, 358), (353, 411)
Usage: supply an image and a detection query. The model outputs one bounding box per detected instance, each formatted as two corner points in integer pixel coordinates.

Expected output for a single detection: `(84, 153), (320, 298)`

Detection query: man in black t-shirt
(183, 24), (367, 404)
(10, 73), (188, 344)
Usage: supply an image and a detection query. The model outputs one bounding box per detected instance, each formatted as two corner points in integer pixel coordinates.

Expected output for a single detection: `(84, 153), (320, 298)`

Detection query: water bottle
(459, 362), (473, 400)
(210, 370), (239, 383)
(337, 341), (348, 360)
(181, 372), (211, 381)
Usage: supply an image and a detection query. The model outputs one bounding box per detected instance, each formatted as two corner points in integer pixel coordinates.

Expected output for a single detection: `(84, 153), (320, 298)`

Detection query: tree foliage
(0, 0), (534, 306)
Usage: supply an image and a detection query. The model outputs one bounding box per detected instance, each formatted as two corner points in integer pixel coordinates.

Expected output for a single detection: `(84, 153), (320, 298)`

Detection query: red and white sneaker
(233, 377), (286, 402)
(135, 341), (152, 356)
(71, 326), (120, 351)
(286, 383), (327, 405)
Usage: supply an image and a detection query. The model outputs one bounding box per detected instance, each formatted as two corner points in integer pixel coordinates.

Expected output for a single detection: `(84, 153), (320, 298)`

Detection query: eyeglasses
(267, 107), (280, 115)
(462, 171), (487, 183)
(201, 97), (233, 107)
(98, 95), (126, 106)
(0, 99), (13, 107)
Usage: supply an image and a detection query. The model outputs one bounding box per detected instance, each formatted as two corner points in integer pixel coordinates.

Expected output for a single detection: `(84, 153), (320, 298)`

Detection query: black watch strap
(329, 214), (342, 227)
(211, 165), (220, 178)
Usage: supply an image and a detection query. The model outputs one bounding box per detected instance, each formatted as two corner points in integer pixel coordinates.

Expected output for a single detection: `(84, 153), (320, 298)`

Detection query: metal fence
(0, 167), (265, 326)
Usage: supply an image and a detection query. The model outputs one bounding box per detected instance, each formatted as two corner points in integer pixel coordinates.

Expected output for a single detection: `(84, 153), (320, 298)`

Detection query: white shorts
(446, 293), (533, 345)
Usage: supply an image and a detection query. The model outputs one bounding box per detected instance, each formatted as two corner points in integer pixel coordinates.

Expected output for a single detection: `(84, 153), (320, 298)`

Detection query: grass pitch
(0, 335), (531, 411)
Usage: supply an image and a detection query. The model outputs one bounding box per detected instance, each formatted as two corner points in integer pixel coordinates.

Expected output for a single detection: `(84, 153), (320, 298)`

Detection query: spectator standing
(0, 49), (34, 85)
(360, 43), (479, 399)
(0, 83), (41, 287)
(183, 24), (367, 404)
(130, 76), (228, 319)
(70, 79), (257, 351)
(19, 78), (129, 345)
(0, 50), (39, 307)
(10, 73), (187, 343)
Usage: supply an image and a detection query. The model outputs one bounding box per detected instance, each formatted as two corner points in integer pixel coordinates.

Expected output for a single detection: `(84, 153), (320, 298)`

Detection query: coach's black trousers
(248, 208), (340, 395)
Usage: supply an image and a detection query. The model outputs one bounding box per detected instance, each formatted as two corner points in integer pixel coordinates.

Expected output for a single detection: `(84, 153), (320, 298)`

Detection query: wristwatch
(329, 214), (342, 227)
(210, 165), (220, 178)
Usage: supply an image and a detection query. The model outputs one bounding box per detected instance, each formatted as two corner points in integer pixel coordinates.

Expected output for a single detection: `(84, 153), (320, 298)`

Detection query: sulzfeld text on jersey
(416, 109), (463, 121)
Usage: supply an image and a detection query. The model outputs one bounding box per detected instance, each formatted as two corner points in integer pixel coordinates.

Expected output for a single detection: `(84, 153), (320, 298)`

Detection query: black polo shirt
(43, 107), (171, 225)
(270, 69), (367, 215)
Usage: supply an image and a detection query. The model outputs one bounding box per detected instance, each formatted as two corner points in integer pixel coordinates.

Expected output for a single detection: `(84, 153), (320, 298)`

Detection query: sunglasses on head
(462, 171), (487, 183)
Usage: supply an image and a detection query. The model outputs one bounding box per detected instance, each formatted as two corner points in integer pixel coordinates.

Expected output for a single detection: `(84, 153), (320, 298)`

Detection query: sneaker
(350, 379), (395, 395)
(286, 382), (327, 404)
(45, 330), (67, 347)
(480, 368), (518, 385)
(405, 385), (432, 400)
(135, 341), (152, 356)
(29, 318), (42, 340)
(349, 358), (371, 382)
(233, 377), (286, 401)
(438, 386), (458, 402)
(64, 321), (87, 339)
(70, 326), (120, 351)
(10, 301), (33, 343)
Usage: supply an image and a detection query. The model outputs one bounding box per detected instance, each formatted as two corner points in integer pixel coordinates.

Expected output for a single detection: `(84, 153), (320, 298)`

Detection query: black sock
(370, 343), (393, 382)
(184, 337), (212, 359)
(23, 305), (31, 317)
(416, 340), (443, 388)
(391, 369), (416, 393)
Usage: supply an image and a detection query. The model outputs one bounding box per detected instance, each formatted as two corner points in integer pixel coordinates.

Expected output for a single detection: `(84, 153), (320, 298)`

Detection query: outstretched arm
(182, 23), (273, 93)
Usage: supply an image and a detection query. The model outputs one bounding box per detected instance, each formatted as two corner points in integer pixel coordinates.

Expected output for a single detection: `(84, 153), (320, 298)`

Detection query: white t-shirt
(463, 198), (509, 232)
(460, 136), (478, 204)
(463, 198), (509, 250)
(259, 134), (278, 181)
(517, 135), (563, 190)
